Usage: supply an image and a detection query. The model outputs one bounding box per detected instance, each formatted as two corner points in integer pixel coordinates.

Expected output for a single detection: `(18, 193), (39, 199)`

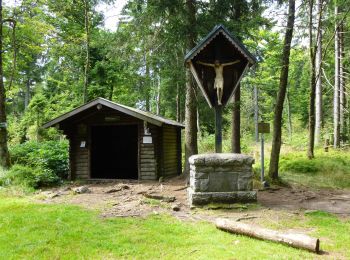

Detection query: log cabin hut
(43, 98), (184, 180)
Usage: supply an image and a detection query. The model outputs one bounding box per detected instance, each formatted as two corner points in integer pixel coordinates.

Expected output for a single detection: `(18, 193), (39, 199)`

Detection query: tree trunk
(268, 0), (295, 180)
(339, 22), (345, 142)
(308, 0), (316, 159)
(156, 74), (161, 115)
(145, 53), (151, 111)
(315, 0), (323, 146)
(184, 0), (198, 175)
(232, 84), (241, 153)
(216, 218), (320, 253)
(254, 85), (259, 142)
(83, 0), (90, 104)
(24, 77), (30, 109)
(334, 5), (340, 148)
(286, 88), (292, 140)
(176, 82), (181, 122)
(109, 84), (114, 100)
(0, 0), (11, 168)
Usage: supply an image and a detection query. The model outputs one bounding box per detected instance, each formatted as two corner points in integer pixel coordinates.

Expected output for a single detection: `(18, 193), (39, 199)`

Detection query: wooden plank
(140, 160), (156, 164)
(141, 146), (154, 150)
(188, 61), (213, 108)
(141, 173), (156, 176)
(140, 155), (155, 159)
(75, 164), (88, 168)
(141, 152), (155, 156)
(141, 161), (156, 165)
(141, 168), (156, 172)
(141, 165), (156, 169)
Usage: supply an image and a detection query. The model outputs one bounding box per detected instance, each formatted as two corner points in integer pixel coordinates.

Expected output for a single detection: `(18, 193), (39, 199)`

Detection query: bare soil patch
(36, 176), (350, 221)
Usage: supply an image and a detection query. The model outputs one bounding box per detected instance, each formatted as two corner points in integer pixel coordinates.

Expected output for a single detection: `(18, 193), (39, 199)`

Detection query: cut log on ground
(215, 218), (320, 253)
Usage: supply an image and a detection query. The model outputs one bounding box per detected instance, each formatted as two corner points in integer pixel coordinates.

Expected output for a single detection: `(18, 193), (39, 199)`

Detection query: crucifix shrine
(185, 25), (257, 206)
(185, 24), (256, 152)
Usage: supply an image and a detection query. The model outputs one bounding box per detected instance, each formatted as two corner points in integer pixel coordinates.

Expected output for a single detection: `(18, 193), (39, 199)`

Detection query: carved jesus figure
(198, 59), (240, 105)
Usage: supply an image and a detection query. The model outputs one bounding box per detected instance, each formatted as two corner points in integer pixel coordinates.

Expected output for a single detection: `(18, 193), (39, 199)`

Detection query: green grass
(279, 149), (350, 189)
(260, 210), (350, 258)
(0, 196), (326, 260)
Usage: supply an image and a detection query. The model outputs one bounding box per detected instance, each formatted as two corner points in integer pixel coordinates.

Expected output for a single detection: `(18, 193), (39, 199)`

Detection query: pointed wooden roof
(184, 24), (256, 65)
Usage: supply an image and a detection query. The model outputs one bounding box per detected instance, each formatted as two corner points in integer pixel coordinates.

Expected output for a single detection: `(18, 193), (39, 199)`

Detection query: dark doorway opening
(91, 125), (138, 179)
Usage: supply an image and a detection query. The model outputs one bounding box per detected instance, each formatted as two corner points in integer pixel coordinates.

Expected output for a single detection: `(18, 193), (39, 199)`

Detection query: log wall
(162, 125), (180, 176)
(139, 124), (158, 180)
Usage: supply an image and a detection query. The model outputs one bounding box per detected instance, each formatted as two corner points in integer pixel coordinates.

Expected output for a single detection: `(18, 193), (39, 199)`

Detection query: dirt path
(35, 176), (350, 225)
(259, 186), (350, 215)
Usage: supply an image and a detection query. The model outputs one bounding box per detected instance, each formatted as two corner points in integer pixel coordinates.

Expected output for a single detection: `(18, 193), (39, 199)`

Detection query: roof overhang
(184, 24), (257, 65)
(43, 98), (184, 129)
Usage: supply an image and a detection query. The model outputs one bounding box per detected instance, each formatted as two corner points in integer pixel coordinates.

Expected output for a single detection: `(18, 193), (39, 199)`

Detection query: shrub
(279, 158), (319, 174)
(0, 167), (9, 186)
(1, 164), (60, 189)
(10, 140), (69, 179)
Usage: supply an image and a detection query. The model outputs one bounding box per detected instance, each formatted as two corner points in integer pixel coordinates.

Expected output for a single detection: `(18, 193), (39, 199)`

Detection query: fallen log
(215, 218), (320, 253)
(143, 193), (176, 202)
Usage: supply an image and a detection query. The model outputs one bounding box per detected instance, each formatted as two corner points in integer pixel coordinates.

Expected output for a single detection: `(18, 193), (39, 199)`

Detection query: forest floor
(36, 176), (350, 220)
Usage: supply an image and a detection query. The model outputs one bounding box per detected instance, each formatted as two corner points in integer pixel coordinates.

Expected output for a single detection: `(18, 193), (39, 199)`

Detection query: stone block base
(188, 188), (257, 206)
(188, 153), (257, 206)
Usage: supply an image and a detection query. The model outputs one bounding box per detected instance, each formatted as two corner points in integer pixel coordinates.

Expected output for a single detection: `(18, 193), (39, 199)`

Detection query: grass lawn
(0, 196), (350, 259)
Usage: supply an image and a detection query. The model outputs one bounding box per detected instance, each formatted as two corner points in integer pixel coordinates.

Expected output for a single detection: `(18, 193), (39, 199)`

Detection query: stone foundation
(188, 153), (257, 206)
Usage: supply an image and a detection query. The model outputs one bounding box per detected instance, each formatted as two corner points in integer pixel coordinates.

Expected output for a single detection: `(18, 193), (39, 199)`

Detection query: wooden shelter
(43, 98), (184, 180)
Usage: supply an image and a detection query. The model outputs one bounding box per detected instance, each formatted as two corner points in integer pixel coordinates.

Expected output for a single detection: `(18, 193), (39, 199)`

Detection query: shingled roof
(184, 24), (256, 65)
(43, 98), (184, 128)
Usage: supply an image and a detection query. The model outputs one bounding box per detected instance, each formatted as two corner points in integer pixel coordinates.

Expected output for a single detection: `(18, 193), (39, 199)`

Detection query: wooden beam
(227, 62), (250, 103)
(188, 61), (213, 108)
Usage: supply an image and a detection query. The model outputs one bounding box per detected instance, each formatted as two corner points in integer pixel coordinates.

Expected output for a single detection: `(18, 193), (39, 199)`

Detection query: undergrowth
(279, 149), (350, 189)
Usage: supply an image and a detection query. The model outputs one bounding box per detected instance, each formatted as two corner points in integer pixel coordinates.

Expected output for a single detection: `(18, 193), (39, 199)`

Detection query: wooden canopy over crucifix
(185, 24), (256, 108)
(185, 25), (256, 153)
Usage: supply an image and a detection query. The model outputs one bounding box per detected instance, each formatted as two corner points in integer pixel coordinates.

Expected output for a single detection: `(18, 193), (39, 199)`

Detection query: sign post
(258, 122), (270, 187)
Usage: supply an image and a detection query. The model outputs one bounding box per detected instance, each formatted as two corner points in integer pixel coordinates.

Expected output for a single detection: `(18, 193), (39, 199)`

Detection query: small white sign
(80, 141), (86, 148)
(143, 136), (152, 144)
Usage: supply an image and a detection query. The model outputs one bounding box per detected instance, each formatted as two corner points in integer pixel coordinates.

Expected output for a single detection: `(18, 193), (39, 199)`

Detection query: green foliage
(10, 140), (69, 179)
(280, 157), (319, 173)
(0, 164), (59, 189)
(279, 150), (350, 189)
(0, 167), (8, 186)
(198, 130), (252, 154)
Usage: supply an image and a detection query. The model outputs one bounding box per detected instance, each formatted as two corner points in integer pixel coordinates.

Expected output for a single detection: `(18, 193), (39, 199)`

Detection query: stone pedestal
(188, 153), (257, 206)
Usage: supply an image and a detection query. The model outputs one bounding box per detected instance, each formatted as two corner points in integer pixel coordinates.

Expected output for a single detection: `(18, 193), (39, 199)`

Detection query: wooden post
(324, 138), (329, 152)
(215, 106), (222, 153)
